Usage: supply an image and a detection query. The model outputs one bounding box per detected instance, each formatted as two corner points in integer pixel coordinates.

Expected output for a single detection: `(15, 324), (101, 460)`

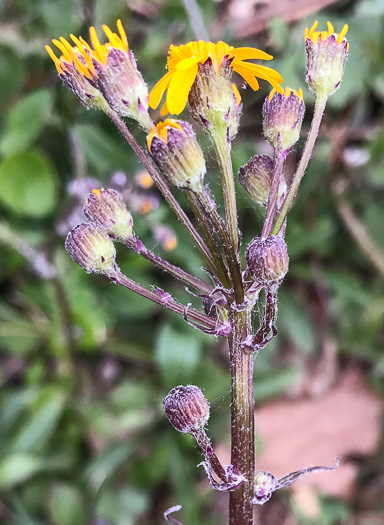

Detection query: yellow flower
(45, 21), (151, 128)
(149, 40), (283, 116)
(304, 20), (349, 49)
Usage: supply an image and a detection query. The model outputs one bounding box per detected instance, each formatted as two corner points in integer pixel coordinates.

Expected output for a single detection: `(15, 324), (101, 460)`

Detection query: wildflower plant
(46, 19), (349, 525)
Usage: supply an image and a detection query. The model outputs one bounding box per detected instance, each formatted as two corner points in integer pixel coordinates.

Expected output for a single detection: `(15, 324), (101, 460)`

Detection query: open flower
(149, 40), (283, 116)
(304, 21), (349, 98)
(46, 20), (151, 128)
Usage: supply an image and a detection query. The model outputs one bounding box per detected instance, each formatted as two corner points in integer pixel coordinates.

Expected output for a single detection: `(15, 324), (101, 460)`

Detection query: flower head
(147, 119), (206, 192)
(263, 87), (305, 152)
(149, 40), (283, 116)
(46, 20), (151, 128)
(304, 21), (349, 98)
(163, 385), (210, 435)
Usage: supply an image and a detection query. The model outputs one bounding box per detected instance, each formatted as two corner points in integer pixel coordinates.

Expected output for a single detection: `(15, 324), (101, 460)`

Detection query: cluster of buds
(238, 155), (286, 207)
(246, 236), (289, 287)
(263, 87), (305, 153)
(147, 119), (206, 192)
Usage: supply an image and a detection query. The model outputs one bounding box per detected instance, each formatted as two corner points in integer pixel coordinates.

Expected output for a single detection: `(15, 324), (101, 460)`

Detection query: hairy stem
(229, 308), (254, 525)
(124, 236), (213, 294)
(186, 192), (231, 288)
(198, 190), (244, 305)
(107, 110), (216, 271)
(261, 151), (284, 239)
(110, 267), (221, 332)
(211, 129), (239, 251)
(271, 94), (327, 235)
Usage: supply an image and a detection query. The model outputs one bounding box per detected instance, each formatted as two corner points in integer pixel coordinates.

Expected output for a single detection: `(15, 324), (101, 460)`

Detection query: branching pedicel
(46, 19), (349, 525)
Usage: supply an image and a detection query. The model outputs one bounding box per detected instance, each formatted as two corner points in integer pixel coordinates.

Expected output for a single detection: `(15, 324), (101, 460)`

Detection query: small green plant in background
(45, 16), (348, 525)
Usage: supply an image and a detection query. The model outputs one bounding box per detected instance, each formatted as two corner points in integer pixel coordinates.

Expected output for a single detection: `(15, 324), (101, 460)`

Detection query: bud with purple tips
(163, 385), (210, 435)
(263, 87), (305, 152)
(246, 236), (289, 286)
(238, 155), (287, 207)
(84, 188), (133, 242)
(65, 223), (116, 276)
(147, 119), (206, 192)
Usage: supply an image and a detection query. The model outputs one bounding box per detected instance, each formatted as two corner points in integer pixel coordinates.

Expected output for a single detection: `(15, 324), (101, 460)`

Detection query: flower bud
(46, 21), (152, 130)
(263, 87), (305, 152)
(253, 471), (278, 505)
(84, 189), (133, 242)
(246, 236), (289, 286)
(238, 155), (287, 207)
(163, 385), (210, 435)
(65, 223), (116, 275)
(147, 119), (206, 192)
(45, 45), (109, 112)
(188, 58), (242, 140)
(304, 20), (349, 99)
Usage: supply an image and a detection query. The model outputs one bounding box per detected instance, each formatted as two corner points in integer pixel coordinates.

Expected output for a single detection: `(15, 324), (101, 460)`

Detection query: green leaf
(0, 150), (57, 217)
(50, 484), (86, 525)
(0, 454), (42, 490)
(155, 323), (202, 388)
(0, 90), (53, 156)
(278, 291), (316, 353)
(11, 389), (66, 454)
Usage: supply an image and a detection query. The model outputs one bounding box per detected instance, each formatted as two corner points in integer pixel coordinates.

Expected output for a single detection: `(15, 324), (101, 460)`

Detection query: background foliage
(0, 0), (383, 524)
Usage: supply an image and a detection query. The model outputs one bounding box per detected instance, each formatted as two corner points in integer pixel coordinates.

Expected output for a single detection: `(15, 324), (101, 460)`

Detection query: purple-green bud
(65, 223), (116, 275)
(84, 189), (133, 242)
(246, 236), (289, 286)
(188, 58), (242, 140)
(238, 155), (287, 207)
(147, 119), (206, 192)
(163, 385), (210, 435)
(304, 21), (349, 99)
(263, 87), (305, 152)
(253, 471), (278, 505)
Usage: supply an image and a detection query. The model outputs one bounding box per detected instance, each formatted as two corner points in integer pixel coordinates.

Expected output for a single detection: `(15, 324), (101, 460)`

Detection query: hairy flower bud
(84, 189), (133, 241)
(147, 119), (206, 192)
(246, 236), (289, 286)
(189, 58), (243, 140)
(65, 223), (116, 275)
(304, 20), (349, 99)
(263, 87), (305, 152)
(163, 385), (210, 435)
(253, 471), (278, 505)
(238, 155), (286, 207)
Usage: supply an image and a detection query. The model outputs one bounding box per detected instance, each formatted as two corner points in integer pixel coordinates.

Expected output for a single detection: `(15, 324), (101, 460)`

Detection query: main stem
(271, 94), (327, 235)
(229, 308), (254, 525)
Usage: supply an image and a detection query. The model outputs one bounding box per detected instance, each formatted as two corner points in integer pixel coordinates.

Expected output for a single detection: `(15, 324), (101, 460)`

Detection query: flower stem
(124, 236), (213, 295)
(107, 110), (216, 271)
(110, 267), (221, 332)
(186, 192), (231, 289)
(271, 94), (327, 236)
(229, 308), (254, 525)
(261, 150), (284, 239)
(211, 128), (239, 252)
(198, 190), (244, 305)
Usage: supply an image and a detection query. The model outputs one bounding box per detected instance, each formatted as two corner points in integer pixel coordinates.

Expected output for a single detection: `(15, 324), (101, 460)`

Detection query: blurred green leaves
(0, 151), (57, 217)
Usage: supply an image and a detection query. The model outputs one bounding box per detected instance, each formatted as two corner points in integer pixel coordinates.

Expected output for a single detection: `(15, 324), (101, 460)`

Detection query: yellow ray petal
(166, 65), (198, 114)
(337, 24), (349, 43)
(236, 62), (283, 83)
(160, 100), (169, 117)
(116, 19), (128, 51)
(232, 63), (260, 90)
(327, 21), (335, 34)
(231, 47), (273, 61)
(149, 71), (173, 109)
(175, 56), (201, 71)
